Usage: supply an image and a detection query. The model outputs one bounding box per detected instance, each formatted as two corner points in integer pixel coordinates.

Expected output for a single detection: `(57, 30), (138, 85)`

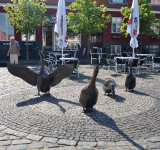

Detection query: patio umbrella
(127, 0), (139, 57)
(54, 0), (67, 62)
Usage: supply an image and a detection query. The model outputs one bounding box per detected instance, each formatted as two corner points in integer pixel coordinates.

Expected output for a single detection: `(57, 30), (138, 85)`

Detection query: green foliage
(4, 0), (49, 34)
(67, 0), (111, 38)
(120, 0), (160, 39)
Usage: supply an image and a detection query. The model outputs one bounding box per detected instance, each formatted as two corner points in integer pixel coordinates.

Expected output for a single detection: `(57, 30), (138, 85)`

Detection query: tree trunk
(140, 34), (143, 54)
(87, 37), (90, 58)
(26, 32), (29, 60)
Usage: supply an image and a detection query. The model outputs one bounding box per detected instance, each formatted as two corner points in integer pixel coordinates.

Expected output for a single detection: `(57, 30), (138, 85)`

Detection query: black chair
(128, 59), (140, 75)
(115, 58), (126, 73)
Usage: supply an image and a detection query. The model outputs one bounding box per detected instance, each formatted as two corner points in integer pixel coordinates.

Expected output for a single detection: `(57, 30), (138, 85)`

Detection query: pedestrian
(7, 36), (20, 64)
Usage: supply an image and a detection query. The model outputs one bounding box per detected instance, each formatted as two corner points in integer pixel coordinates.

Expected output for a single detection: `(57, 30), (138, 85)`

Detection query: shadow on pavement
(16, 93), (81, 113)
(133, 90), (149, 96)
(85, 109), (145, 150)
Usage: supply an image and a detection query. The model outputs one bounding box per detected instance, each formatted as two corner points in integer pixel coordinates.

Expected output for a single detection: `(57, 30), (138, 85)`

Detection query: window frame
(111, 45), (121, 55)
(21, 31), (36, 42)
(151, 23), (160, 34)
(111, 17), (122, 33)
(151, 0), (160, 5)
(0, 13), (14, 41)
(112, 0), (123, 3)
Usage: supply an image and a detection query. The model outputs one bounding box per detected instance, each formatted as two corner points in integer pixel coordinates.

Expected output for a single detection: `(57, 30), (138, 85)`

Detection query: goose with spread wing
(7, 51), (74, 95)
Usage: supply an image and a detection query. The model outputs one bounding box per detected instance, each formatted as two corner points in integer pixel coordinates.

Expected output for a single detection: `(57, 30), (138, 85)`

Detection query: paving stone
(78, 141), (97, 147)
(59, 146), (76, 150)
(26, 134), (43, 141)
(41, 137), (58, 143)
(57, 139), (77, 146)
(0, 125), (7, 131)
(149, 142), (160, 149)
(29, 142), (44, 149)
(7, 145), (27, 150)
(0, 133), (5, 137)
(97, 141), (116, 148)
(45, 148), (58, 150)
(0, 147), (6, 150)
(2, 129), (27, 137)
(77, 146), (95, 150)
(115, 141), (132, 146)
(9, 136), (21, 140)
(111, 147), (130, 150)
(147, 136), (160, 143)
(46, 143), (59, 148)
(0, 141), (11, 146)
(0, 136), (8, 141)
(12, 139), (31, 145)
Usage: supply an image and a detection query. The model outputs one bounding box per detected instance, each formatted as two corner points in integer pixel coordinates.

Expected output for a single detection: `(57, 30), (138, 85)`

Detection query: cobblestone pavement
(0, 64), (160, 150)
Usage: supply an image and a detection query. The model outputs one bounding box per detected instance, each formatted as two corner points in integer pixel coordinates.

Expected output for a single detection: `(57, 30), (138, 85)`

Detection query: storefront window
(55, 33), (81, 51)
(21, 32), (36, 41)
(0, 13), (14, 41)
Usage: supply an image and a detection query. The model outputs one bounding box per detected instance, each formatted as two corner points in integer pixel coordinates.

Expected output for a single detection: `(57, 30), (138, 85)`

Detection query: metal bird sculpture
(79, 65), (99, 112)
(7, 51), (74, 95)
(125, 60), (136, 92)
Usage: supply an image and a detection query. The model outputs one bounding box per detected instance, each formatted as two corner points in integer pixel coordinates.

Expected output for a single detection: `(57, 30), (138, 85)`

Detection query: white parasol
(54, 0), (67, 62)
(126, 0), (139, 57)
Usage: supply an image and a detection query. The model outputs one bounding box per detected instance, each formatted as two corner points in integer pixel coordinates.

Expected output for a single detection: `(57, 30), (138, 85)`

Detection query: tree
(4, 0), (49, 60)
(67, 0), (111, 56)
(120, 0), (160, 53)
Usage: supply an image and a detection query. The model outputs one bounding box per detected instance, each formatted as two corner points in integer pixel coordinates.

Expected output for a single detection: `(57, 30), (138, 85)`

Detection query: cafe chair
(43, 53), (56, 73)
(115, 58), (126, 73)
(90, 47), (99, 64)
(128, 59), (140, 75)
(154, 57), (160, 70)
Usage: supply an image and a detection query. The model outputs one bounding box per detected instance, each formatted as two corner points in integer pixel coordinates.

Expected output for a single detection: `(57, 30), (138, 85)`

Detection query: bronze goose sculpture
(7, 51), (74, 95)
(79, 65), (99, 112)
(103, 78), (116, 97)
(125, 60), (136, 92)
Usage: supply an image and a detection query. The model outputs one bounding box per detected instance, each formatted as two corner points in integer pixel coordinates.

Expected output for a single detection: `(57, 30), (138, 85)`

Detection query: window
(108, 0), (128, 4)
(111, 45), (121, 54)
(55, 33), (81, 51)
(151, 0), (160, 5)
(112, 17), (122, 33)
(152, 23), (160, 34)
(113, 0), (123, 3)
(21, 32), (36, 41)
(0, 13), (14, 41)
(149, 45), (159, 55)
(90, 35), (102, 43)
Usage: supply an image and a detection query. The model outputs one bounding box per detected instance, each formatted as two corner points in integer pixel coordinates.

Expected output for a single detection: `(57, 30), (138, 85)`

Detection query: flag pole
(132, 48), (135, 57)
(62, 47), (64, 65)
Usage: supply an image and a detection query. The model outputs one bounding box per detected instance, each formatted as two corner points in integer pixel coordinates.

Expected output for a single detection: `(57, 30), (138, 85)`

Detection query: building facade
(0, 0), (160, 61)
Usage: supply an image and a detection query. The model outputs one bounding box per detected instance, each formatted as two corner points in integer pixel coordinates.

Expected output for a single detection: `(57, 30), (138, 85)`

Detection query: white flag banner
(127, 0), (139, 56)
(54, 0), (67, 48)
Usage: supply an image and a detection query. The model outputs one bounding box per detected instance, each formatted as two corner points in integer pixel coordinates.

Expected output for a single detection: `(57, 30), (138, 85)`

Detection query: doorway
(43, 25), (54, 51)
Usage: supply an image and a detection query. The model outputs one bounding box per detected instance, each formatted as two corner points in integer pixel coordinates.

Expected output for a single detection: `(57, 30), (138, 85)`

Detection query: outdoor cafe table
(59, 57), (79, 65)
(114, 57), (139, 73)
(136, 54), (155, 70)
(49, 52), (69, 65)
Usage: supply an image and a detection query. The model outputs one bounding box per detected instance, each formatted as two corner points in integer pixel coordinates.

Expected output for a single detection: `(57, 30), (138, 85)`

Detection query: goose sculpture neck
(89, 66), (99, 87)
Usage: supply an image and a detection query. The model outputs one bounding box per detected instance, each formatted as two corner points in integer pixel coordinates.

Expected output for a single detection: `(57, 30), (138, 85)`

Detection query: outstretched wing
(49, 64), (74, 87)
(7, 63), (38, 86)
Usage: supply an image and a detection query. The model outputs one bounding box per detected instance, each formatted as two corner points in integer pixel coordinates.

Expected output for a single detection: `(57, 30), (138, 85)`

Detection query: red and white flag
(127, 0), (139, 54)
